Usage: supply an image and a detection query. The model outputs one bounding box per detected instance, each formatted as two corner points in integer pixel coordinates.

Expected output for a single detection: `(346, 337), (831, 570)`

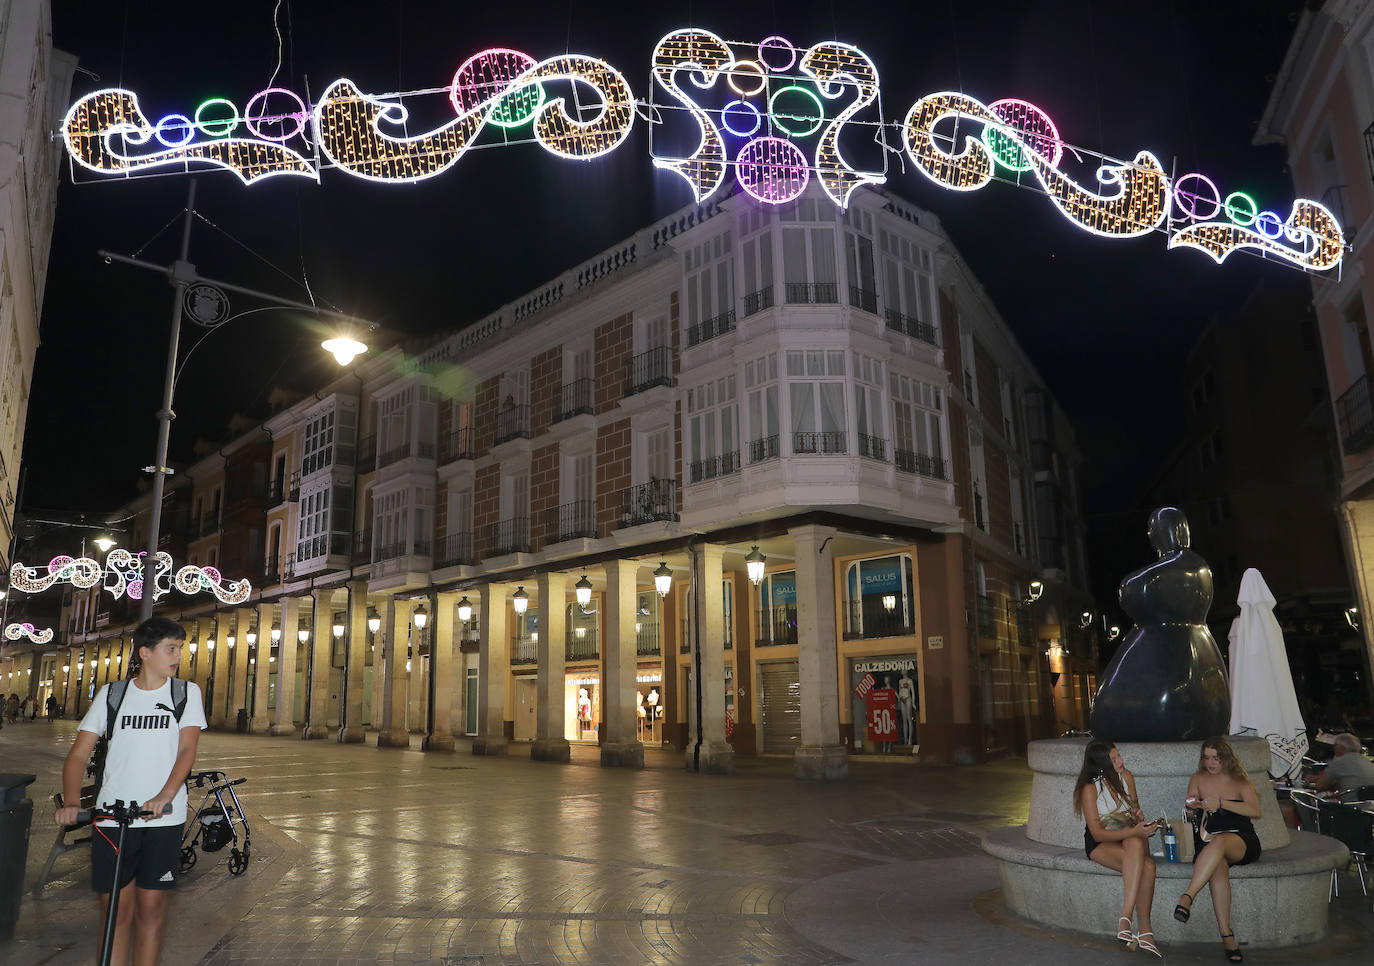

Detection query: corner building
(57, 185), (1095, 774)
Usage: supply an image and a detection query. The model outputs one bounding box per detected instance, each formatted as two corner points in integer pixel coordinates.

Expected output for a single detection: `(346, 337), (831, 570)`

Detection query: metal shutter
(759, 660), (801, 753)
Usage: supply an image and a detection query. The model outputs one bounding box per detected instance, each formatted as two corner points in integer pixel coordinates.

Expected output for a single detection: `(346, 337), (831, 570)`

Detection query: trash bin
(0, 773), (36, 940)
(236, 708), (249, 733)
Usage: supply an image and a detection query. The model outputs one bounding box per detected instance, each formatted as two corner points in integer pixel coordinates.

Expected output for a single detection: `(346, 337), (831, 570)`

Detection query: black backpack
(87, 678), (189, 795)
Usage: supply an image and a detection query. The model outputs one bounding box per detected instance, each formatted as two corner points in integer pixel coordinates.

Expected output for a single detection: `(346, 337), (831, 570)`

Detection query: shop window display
(849, 654), (919, 753)
(566, 674), (600, 741)
(844, 554), (916, 640)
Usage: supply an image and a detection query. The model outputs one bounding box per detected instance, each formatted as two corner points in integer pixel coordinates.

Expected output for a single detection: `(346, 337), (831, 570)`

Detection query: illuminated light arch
(175, 564), (253, 605)
(721, 99), (762, 138)
(758, 35), (797, 72)
(194, 97), (240, 138)
(243, 87), (308, 141)
(9, 556), (102, 594)
(651, 28), (734, 202)
(62, 87), (318, 184)
(4, 623), (53, 645)
(1168, 198), (1344, 270)
(982, 98), (1062, 171)
(801, 40), (887, 208)
(736, 136), (810, 204)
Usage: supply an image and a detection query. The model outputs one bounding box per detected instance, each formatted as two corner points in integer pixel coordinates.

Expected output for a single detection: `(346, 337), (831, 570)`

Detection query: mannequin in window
(646, 687), (660, 720)
(897, 673), (915, 745)
(636, 690), (646, 736)
(577, 687), (592, 733)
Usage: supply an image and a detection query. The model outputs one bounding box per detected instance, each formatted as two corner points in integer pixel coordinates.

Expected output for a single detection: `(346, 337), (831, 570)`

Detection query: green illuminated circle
(769, 85), (824, 138)
(983, 125), (1030, 172)
(1223, 191), (1258, 227)
(194, 97), (240, 138)
(488, 81), (545, 129)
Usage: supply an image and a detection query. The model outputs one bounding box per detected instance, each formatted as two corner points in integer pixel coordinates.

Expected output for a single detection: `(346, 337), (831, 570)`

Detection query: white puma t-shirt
(79, 678), (206, 827)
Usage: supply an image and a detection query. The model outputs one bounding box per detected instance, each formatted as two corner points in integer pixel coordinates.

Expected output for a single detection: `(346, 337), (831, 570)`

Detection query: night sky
(32, 0), (1312, 606)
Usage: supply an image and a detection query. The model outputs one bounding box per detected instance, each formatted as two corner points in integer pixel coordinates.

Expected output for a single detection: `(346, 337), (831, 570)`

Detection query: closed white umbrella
(1228, 568), (1308, 779)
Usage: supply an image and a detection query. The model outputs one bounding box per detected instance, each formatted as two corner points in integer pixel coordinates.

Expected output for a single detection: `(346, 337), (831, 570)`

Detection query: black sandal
(1221, 932), (1242, 962)
(1173, 891), (1193, 923)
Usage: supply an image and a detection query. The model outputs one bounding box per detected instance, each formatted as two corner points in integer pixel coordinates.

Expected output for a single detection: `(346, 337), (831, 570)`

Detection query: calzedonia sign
(61, 28), (1343, 274)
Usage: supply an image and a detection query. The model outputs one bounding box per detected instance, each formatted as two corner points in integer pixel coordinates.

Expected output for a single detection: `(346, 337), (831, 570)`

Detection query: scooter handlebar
(76, 802), (173, 824)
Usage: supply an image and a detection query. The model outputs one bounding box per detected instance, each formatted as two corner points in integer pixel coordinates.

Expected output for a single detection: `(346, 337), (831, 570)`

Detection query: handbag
(1186, 804), (1245, 843)
(1100, 807), (1137, 831)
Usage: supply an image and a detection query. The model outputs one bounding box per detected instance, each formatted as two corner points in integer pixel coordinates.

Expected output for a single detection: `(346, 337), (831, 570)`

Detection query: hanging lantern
(457, 596), (473, 623)
(512, 586), (529, 616)
(367, 605), (381, 633)
(745, 546), (766, 586)
(653, 561), (673, 599)
(575, 573), (593, 608)
(413, 602), (428, 629)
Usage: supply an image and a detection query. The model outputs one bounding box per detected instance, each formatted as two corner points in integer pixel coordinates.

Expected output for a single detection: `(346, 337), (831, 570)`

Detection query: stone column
(339, 581), (368, 743)
(601, 560), (644, 768)
(304, 589), (334, 739)
(229, 607), (252, 730)
(191, 617), (212, 691)
(473, 582), (509, 756)
(532, 572), (570, 762)
(792, 524), (847, 780)
(685, 544), (733, 773)
(271, 597), (299, 736)
(424, 591), (457, 751)
(250, 602), (274, 732)
(210, 613), (232, 728)
(378, 598), (412, 748)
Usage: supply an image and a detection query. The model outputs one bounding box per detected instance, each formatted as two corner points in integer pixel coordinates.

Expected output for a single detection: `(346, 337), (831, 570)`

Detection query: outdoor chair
(1321, 800), (1373, 898)
(1291, 789), (1339, 900)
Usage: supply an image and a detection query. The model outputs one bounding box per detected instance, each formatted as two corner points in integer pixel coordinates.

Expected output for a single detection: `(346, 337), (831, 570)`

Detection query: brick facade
(473, 464), (500, 558)
(530, 442), (560, 548)
(594, 313), (633, 413)
(530, 346), (561, 437)
(596, 418), (632, 535)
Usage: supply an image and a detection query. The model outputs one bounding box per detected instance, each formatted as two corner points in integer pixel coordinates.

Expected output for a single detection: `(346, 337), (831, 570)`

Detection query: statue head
(1147, 507), (1190, 554)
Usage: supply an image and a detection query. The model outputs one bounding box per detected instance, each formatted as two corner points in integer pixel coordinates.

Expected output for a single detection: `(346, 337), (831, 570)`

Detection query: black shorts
(91, 824), (184, 893)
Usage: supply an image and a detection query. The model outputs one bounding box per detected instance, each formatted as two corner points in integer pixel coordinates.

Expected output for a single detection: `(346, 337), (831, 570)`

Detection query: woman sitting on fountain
(1073, 739), (1161, 957)
(1174, 737), (1262, 963)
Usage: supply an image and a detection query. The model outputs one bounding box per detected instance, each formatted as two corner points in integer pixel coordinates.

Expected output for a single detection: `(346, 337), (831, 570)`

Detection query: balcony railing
(284, 552), (296, 580)
(263, 566), (280, 586)
(267, 478), (284, 506)
(848, 286), (878, 314)
(511, 637), (538, 665)
(296, 532), (351, 561)
(440, 427), (474, 463)
(625, 346), (673, 396)
(894, 449), (948, 480)
(1337, 374), (1374, 453)
(689, 451), (741, 482)
(566, 630), (600, 661)
(356, 435), (376, 473)
(686, 309), (736, 347)
(199, 513), (221, 537)
(742, 287), (774, 316)
(288, 469), (301, 502)
(843, 598), (914, 641)
(545, 501), (597, 543)
(556, 379), (595, 422)
(793, 431), (846, 455)
(494, 405), (531, 445)
(884, 308), (940, 346)
(378, 441), (436, 468)
(784, 281), (838, 304)
(619, 478), (677, 528)
(857, 434), (887, 461)
(485, 517), (531, 557)
(636, 623), (660, 656)
(749, 434), (780, 464)
(436, 532), (474, 568)
(756, 606), (798, 646)
(350, 530), (371, 564)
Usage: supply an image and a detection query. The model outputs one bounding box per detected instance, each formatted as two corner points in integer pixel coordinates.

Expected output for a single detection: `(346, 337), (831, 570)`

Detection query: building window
(744, 352), (780, 461)
(757, 570), (797, 645)
(687, 375), (740, 480)
(302, 409), (335, 475)
(889, 372), (946, 477)
(879, 229), (936, 326)
(684, 230), (735, 331)
(787, 350), (847, 453)
(844, 554), (916, 639)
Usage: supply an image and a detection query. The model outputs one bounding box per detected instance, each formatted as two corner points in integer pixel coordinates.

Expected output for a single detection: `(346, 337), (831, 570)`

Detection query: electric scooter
(76, 800), (173, 966)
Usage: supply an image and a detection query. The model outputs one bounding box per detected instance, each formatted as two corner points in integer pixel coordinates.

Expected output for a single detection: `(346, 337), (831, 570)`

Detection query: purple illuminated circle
(1255, 211), (1285, 239)
(1171, 173), (1221, 222)
(153, 114), (195, 148)
(244, 88), (308, 142)
(736, 137), (810, 205)
(450, 48), (540, 125)
(721, 100), (762, 138)
(758, 36), (796, 73)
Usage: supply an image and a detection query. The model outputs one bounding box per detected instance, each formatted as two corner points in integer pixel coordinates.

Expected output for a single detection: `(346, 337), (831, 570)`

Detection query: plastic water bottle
(1163, 824), (1179, 863)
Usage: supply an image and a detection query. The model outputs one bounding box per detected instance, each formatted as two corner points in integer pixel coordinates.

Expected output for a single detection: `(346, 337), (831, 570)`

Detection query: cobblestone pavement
(3, 720), (1373, 965)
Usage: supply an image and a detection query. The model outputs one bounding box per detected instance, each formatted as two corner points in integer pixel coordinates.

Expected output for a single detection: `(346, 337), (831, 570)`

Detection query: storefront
(849, 654), (920, 754)
(566, 671), (600, 741)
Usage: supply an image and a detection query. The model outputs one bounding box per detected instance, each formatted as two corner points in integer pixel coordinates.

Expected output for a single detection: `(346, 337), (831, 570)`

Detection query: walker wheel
(179, 845), (197, 872)
(227, 849), (248, 875)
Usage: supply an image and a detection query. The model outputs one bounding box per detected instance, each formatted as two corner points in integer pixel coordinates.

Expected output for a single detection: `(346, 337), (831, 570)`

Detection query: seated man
(1315, 732), (1374, 801)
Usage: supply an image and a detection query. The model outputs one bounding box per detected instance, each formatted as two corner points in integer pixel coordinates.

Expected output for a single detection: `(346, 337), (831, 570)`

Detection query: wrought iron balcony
(756, 606), (798, 646)
(436, 532), (474, 568)
(884, 308), (940, 346)
(350, 530), (371, 564)
(494, 405), (531, 445)
(1338, 374), (1374, 453)
(485, 517), (531, 557)
(793, 431), (846, 455)
(894, 448), (948, 480)
(749, 434), (779, 464)
(688, 451), (741, 482)
(511, 637), (538, 665)
(356, 435), (376, 473)
(625, 346), (673, 396)
(848, 286), (878, 314)
(545, 501), (597, 543)
(556, 379), (595, 422)
(742, 287), (774, 316)
(858, 434), (887, 461)
(618, 478), (677, 528)
(636, 623), (660, 656)
(566, 629), (599, 661)
(686, 309), (736, 347)
(784, 281), (838, 304)
(378, 441), (436, 469)
(439, 427), (474, 464)
(262, 566), (280, 586)
(843, 598), (914, 641)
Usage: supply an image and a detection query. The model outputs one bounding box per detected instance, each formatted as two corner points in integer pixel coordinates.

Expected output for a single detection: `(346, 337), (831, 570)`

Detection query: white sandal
(1117, 917), (1138, 948)
(1136, 931), (1162, 958)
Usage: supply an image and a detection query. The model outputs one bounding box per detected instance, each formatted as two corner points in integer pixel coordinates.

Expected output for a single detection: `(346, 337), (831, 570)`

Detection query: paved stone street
(3, 721), (1373, 965)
